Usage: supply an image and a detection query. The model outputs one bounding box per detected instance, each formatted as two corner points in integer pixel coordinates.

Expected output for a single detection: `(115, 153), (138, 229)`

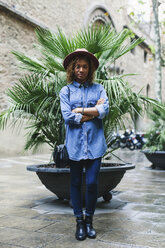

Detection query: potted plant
(0, 25), (159, 200)
(142, 104), (165, 169)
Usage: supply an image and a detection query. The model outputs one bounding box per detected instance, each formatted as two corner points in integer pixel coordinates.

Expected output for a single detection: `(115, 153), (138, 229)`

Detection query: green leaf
(12, 51), (48, 73)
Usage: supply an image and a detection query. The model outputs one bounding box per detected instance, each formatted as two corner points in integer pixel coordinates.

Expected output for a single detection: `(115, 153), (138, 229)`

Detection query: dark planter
(142, 150), (165, 169)
(27, 162), (135, 202)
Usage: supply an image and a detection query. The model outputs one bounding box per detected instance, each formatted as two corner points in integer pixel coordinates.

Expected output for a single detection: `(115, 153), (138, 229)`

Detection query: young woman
(59, 48), (109, 241)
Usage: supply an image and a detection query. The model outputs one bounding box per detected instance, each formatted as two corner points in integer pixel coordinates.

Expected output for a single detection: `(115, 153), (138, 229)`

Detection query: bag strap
(59, 85), (70, 142)
(67, 85), (70, 99)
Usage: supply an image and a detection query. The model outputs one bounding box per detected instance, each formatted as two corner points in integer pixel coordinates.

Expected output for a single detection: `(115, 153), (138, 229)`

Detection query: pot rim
(141, 150), (165, 154)
(27, 162), (135, 173)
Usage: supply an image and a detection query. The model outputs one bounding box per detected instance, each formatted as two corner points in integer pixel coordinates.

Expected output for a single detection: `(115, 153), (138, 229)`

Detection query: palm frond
(0, 72), (66, 149)
(76, 25), (116, 54)
(12, 51), (49, 74)
(97, 32), (143, 71)
(112, 34), (144, 61)
(36, 27), (77, 58)
(42, 53), (65, 72)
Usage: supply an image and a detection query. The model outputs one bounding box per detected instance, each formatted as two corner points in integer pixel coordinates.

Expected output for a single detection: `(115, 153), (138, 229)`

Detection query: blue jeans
(70, 158), (101, 218)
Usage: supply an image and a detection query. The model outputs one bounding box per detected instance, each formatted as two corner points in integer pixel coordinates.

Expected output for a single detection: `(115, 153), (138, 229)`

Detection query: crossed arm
(72, 98), (105, 123)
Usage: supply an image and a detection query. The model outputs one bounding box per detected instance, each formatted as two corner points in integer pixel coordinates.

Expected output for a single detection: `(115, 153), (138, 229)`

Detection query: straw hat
(63, 48), (99, 70)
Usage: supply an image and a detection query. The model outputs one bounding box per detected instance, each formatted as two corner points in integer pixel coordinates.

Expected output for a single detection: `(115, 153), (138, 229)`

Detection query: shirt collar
(73, 81), (89, 88)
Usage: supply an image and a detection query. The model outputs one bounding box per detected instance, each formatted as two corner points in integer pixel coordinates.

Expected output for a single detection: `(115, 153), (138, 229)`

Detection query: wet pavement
(0, 150), (165, 248)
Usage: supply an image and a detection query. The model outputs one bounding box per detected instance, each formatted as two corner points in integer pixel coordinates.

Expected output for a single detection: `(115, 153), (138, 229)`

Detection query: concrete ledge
(0, 0), (48, 29)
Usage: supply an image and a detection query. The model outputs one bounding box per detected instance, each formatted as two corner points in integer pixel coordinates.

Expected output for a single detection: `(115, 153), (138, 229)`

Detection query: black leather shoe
(75, 217), (86, 241)
(85, 216), (96, 239)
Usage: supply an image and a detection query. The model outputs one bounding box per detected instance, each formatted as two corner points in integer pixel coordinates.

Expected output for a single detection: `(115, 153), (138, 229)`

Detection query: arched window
(84, 4), (115, 28)
(84, 5), (121, 76)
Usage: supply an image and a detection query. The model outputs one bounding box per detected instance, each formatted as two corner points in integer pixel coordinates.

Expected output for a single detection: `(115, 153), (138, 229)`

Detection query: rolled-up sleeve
(59, 86), (82, 125)
(95, 84), (109, 119)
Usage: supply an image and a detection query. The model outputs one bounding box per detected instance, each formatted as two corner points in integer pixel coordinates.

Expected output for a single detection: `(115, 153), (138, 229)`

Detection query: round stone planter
(141, 150), (165, 169)
(27, 162), (135, 202)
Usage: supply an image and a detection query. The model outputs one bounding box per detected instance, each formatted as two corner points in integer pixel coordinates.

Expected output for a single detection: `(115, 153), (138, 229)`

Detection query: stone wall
(0, 0), (165, 156)
(0, 10), (39, 110)
(1, 0), (126, 33)
(0, 123), (51, 158)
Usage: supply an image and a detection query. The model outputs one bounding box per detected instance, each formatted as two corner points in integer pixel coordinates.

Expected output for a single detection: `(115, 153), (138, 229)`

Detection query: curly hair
(66, 56), (96, 84)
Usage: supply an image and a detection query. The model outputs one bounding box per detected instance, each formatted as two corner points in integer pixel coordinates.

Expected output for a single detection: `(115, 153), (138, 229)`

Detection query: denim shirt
(59, 81), (109, 161)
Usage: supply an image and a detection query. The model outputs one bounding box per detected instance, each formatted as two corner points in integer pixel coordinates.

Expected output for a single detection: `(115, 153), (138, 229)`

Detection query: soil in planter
(38, 163), (69, 168)
(38, 162), (123, 168)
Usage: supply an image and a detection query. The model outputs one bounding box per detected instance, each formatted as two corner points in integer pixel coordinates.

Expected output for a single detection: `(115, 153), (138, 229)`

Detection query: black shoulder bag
(53, 86), (70, 168)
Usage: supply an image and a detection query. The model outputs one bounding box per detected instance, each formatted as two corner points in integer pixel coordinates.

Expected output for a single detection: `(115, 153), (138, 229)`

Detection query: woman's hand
(72, 98), (105, 117)
(80, 115), (94, 123)
(72, 108), (82, 114)
(96, 98), (105, 105)
(72, 108), (94, 122)
(72, 98), (105, 114)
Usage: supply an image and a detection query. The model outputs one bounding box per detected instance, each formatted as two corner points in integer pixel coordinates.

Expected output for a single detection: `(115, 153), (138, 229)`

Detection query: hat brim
(63, 50), (99, 70)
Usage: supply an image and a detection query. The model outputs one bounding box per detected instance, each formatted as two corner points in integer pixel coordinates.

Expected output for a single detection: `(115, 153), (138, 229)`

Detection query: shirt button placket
(83, 86), (88, 158)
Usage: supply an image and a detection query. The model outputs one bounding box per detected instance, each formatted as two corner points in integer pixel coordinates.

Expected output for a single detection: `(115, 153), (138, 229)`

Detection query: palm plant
(0, 25), (159, 153)
(143, 104), (165, 152)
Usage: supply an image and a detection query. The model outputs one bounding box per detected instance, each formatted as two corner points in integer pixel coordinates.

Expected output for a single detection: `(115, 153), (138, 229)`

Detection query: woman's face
(74, 58), (89, 83)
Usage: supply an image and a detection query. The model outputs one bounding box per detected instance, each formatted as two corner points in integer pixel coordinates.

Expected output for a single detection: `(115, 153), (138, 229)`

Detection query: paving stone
(123, 202), (165, 214)
(43, 238), (143, 248)
(38, 219), (75, 235)
(0, 215), (55, 232)
(153, 223), (165, 234)
(0, 227), (60, 248)
(133, 211), (165, 224)
(0, 243), (23, 248)
(33, 213), (74, 222)
(0, 206), (40, 218)
(100, 230), (165, 247)
(0, 151), (165, 247)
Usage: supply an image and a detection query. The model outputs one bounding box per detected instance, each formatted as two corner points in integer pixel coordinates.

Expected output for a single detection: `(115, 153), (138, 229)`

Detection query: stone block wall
(0, 11), (39, 110)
